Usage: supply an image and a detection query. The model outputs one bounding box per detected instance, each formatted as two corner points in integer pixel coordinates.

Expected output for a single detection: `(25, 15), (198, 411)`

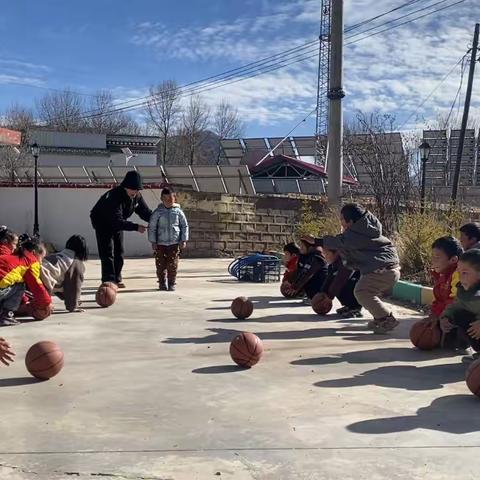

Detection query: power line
(345, 0), (466, 45)
(80, 0), (447, 117)
(14, 0), (465, 123)
(399, 51), (470, 129)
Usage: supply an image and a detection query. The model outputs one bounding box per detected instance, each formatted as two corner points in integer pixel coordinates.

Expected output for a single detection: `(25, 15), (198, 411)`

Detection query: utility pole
(451, 23), (479, 203)
(327, 0), (345, 208)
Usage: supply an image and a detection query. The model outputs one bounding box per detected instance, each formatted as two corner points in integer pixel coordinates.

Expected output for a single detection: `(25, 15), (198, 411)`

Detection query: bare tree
(86, 91), (140, 135)
(0, 146), (33, 182)
(146, 80), (182, 165)
(182, 95), (210, 165)
(36, 89), (86, 132)
(212, 100), (245, 164)
(345, 111), (411, 233)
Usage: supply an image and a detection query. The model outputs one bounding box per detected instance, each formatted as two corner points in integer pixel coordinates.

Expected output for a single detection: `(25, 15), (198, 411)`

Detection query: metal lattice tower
(315, 0), (332, 166)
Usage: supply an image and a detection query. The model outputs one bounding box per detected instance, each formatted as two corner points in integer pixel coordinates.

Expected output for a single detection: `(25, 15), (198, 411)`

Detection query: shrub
(295, 201), (340, 238)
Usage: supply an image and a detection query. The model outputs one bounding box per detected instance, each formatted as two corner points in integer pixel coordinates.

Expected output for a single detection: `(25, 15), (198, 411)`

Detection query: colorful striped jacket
(0, 252), (51, 307)
(431, 265), (459, 317)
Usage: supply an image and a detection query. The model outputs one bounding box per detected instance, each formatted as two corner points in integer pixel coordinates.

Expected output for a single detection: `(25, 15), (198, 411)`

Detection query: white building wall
(0, 187), (161, 256)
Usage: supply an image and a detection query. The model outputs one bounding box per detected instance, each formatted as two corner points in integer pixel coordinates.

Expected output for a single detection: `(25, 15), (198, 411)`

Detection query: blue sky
(0, 0), (478, 137)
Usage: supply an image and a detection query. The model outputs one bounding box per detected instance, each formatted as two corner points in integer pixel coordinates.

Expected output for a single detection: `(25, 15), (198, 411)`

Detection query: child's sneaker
(336, 306), (350, 315)
(370, 315), (399, 334)
(168, 283), (176, 292)
(341, 308), (363, 318)
(0, 310), (19, 327)
(158, 282), (168, 291)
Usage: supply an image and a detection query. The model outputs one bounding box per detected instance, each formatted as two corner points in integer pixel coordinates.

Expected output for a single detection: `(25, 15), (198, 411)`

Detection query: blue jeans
(0, 284), (25, 312)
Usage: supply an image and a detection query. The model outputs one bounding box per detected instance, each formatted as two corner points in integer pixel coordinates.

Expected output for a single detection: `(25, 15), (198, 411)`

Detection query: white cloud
(126, 0), (478, 133)
(0, 74), (45, 87)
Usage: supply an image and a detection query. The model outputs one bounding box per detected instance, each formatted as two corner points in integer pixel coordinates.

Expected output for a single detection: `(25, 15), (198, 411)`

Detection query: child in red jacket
(430, 236), (462, 318)
(0, 228), (18, 256)
(0, 237), (51, 326)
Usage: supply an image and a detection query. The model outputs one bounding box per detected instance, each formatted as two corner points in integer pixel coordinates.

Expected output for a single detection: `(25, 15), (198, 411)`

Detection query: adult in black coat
(90, 171), (152, 286)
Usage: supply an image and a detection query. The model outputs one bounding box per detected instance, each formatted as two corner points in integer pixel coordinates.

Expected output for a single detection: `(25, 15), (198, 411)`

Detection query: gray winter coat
(148, 204), (189, 246)
(322, 211), (399, 274)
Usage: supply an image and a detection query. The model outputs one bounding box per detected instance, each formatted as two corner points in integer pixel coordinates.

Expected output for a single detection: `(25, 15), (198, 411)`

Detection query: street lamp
(419, 140), (431, 214)
(31, 143), (40, 237)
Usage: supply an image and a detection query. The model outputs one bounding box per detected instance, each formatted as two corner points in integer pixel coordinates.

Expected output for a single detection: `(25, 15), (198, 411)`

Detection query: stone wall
(177, 192), (322, 257)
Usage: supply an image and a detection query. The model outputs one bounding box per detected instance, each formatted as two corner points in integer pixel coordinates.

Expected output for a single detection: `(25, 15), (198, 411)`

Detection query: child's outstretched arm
(23, 263), (51, 308)
(0, 338), (15, 366)
(292, 257), (327, 294)
(179, 210), (189, 243)
(63, 260), (85, 312)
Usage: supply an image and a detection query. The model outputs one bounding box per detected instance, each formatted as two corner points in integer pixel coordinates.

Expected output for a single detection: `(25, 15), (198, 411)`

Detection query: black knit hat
(121, 171), (143, 190)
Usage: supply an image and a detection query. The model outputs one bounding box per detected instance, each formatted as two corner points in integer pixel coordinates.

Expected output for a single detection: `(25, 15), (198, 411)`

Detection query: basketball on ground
(280, 282), (296, 298)
(25, 341), (64, 380)
(96, 285), (117, 308)
(32, 304), (54, 321)
(409, 320), (441, 350)
(311, 293), (333, 315)
(231, 296), (254, 319)
(466, 359), (480, 397)
(101, 282), (118, 292)
(230, 332), (263, 367)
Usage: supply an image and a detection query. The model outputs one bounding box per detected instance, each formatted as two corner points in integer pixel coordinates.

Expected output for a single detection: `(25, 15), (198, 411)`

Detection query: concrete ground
(1, 258), (479, 480)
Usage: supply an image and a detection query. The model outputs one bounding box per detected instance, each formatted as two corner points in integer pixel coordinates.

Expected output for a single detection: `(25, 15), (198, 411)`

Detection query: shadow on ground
(291, 347), (460, 366)
(348, 394), (480, 434)
(192, 365), (248, 374)
(0, 377), (42, 387)
(314, 363), (466, 391)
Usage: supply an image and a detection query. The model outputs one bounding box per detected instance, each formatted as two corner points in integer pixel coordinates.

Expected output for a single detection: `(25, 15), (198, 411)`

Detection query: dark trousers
(449, 310), (480, 352)
(95, 229), (124, 283)
(337, 276), (362, 310)
(155, 244), (180, 285)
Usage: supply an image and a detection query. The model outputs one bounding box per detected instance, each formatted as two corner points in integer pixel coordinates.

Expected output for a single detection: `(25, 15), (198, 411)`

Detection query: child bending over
(41, 235), (88, 312)
(321, 247), (362, 318)
(0, 237), (51, 326)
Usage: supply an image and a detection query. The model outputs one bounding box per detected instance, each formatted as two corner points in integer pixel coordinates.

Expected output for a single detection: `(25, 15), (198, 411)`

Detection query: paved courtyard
(0, 258), (479, 479)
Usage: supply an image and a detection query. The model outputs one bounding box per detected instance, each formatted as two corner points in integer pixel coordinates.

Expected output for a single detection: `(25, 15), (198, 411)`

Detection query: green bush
(295, 201), (340, 238)
(397, 207), (468, 284)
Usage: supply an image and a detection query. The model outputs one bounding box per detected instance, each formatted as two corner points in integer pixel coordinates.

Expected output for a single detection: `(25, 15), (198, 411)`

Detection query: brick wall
(178, 192), (323, 258)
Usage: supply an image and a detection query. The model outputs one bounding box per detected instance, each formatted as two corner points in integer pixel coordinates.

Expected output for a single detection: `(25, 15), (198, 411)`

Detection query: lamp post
(419, 141), (431, 214)
(31, 143), (40, 237)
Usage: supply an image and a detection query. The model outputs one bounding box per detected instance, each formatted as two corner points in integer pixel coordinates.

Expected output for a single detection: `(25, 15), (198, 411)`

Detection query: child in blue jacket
(148, 188), (189, 291)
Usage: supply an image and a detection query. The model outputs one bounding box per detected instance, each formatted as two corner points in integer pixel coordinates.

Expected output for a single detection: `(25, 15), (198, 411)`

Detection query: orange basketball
(230, 332), (263, 367)
(466, 359), (480, 397)
(25, 341), (64, 380)
(101, 282), (118, 291)
(32, 304), (54, 321)
(409, 320), (441, 350)
(96, 285), (116, 308)
(280, 282), (296, 298)
(231, 297), (254, 319)
(311, 293), (333, 315)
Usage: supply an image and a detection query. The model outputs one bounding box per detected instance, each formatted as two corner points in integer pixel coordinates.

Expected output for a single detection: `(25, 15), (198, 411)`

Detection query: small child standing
(0, 237), (51, 326)
(0, 228), (18, 256)
(41, 235), (88, 312)
(307, 203), (400, 334)
(441, 249), (480, 361)
(148, 188), (189, 291)
(288, 238), (328, 300)
(321, 247), (362, 318)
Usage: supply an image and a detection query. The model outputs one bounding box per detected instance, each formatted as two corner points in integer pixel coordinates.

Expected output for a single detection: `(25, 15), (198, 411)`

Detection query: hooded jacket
(0, 251), (51, 307)
(148, 203), (189, 246)
(90, 186), (152, 232)
(321, 211), (399, 274)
